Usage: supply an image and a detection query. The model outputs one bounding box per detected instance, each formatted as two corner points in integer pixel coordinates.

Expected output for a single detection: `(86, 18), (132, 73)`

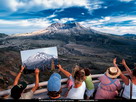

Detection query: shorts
(86, 89), (95, 97)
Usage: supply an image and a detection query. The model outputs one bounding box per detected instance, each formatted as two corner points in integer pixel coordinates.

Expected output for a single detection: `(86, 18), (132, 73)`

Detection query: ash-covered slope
(11, 22), (96, 37)
(8, 22), (136, 46)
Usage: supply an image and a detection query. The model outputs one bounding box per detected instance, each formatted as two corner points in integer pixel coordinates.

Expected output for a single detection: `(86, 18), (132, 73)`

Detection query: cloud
(0, 0), (24, 16)
(0, 0), (103, 14)
(81, 13), (85, 15)
(80, 15), (136, 26)
(53, 18), (75, 23)
(80, 16), (111, 26)
(103, 6), (108, 9)
(46, 9), (64, 19)
(0, 18), (51, 27)
(0, 18), (52, 34)
(119, 0), (134, 2)
(80, 15), (136, 35)
(46, 14), (57, 19)
(109, 16), (136, 23)
(91, 26), (136, 35)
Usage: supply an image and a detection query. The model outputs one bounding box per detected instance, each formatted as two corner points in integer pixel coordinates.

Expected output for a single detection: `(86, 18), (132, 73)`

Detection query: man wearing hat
(9, 66), (40, 99)
(47, 73), (65, 99)
(95, 67), (121, 99)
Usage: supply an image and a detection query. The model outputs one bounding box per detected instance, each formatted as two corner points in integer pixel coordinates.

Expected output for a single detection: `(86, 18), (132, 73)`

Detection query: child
(58, 64), (86, 99)
(8, 66), (40, 99)
(64, 65), (79, 97)
(84, 68), (95, 99)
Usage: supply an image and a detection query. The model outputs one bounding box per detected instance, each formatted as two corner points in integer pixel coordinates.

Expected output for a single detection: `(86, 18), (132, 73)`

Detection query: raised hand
(32, 68), (40, 92)
(113, 58), (117, 64)
(14, 65), (25, 85)
(120, 59), (126, 65)
(20, 65), (25, 72)
(113, 58), (119, 68)
(57, 64), (72, 77)
(57, 64), (62, 69)
(35, 68), (40, 74)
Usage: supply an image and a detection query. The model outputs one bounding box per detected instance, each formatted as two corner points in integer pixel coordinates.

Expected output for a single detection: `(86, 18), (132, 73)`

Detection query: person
(84, 68), (95, 99)
(113, 58), (136, 99)
(95, 67), (121, 99)
(9, 66), (40, 99)
(57, 64), (86, 99)
(47, 73), (62, 99)
(64, 65), (79, 97)
(47, 73), (63, 99)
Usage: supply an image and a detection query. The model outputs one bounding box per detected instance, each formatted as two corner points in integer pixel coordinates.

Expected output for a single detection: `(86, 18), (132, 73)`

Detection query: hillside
(122, 34), (136, 40)
(0, 33), (8, 38)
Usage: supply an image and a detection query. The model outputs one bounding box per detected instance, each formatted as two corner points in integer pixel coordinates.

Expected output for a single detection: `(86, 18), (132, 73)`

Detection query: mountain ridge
(23, 52), (56, 70)
(10, 22), (105, 37)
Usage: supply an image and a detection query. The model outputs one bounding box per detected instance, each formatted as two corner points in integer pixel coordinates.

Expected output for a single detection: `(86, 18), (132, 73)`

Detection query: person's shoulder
(69, 75), (74, 81)
(82, 81), (86, 87)
(24, 90), (34, 95)
(69, 75), (73, 79)
(115, 78), (121, 82)
(87, 75), (90, 78)
(87, 75), (92, 79)
(20, 90), (34, 99)
(99, 74), (106, 80)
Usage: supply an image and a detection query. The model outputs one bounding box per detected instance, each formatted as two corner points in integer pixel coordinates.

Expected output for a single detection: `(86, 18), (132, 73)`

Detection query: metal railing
(0, 74), (104, 97)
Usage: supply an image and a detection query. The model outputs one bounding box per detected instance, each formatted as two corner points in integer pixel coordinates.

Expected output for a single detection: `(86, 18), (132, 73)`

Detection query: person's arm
(31, 68), (40, 92)
(57, 64), (72, 77)
(13, 66), (25, 86)
(121, 59), (132, 77)
(113, 58), (129, 85)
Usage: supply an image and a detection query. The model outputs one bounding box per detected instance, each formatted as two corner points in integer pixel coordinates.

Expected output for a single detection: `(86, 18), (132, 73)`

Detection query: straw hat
(106, 67), (121, 78)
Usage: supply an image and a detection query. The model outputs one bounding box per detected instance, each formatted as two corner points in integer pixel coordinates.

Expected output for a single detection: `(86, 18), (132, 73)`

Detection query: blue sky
(0, 0), (136, 35)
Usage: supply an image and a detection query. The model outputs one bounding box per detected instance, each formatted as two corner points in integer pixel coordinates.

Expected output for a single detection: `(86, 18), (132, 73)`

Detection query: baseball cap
(47, 73), (61, 92)
(11, 81), (27, 99)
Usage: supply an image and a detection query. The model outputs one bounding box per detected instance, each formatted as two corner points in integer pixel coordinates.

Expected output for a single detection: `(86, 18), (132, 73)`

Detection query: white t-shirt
(66, 76), (86, 99)
(123, 80), (136, 99)
(8, 90), (34, 99)
(20, 90), (34, 99)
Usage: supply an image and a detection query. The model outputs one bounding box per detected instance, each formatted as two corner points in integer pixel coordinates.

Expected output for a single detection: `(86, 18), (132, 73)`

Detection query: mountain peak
(46, 22), (83, 30)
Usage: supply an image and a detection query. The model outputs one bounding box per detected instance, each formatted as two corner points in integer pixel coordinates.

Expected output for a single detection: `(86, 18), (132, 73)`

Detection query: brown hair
(47, 88), (62, 98)
(72, 65), (80, 77)
(74, 69), (85, 82)
(84, 68), (90, 76)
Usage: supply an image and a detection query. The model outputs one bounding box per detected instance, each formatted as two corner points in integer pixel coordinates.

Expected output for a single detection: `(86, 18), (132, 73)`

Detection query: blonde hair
(72, 65), (80, 77)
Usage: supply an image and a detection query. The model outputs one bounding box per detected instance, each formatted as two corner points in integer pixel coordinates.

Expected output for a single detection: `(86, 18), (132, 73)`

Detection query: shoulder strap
(120, 84), (125, 97)
(101, 75), (117, 86)
(113, 82), (118, 89)
(130, 79), (133, 99)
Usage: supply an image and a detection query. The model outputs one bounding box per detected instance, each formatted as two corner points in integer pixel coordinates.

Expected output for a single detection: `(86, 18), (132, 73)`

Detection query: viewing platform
(0, 73), (124, 99)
